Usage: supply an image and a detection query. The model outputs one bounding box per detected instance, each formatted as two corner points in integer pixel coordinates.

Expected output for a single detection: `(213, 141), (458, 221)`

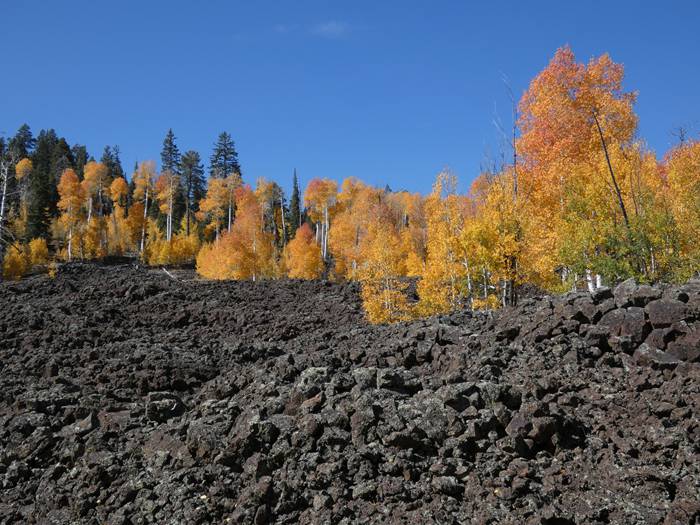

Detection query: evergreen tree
(72, 144), (89, 179)
(9, 124), (36, 158)
(160, 129), (184, 232)
(27, 130), (59, 238)
(289, 168), (301, 236)
(101, 145), (124, 181)
(181, 150), (206, 236)
(209, 132), (241, 178)
(160, 129), (181, 175)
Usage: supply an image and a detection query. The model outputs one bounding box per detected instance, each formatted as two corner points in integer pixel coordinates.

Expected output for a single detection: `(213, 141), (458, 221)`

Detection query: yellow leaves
(132, 161), (156, 202)
(2, 245), (29, 280)
(146, 233), (201, 266)
(357, 223), (412, 324)
(284, 223), (323, 279)
(155, 171), (180, 214)
(28, 238), (49, 266)
(15, 158), (32, 181)
(198, 174), (241, 236)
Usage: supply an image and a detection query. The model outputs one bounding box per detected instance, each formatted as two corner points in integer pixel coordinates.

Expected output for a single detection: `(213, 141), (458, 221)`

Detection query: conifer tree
(72, 145), (89, 179)
(209, 132), (241, 178)
(160, 130), (184, 231)
(289, 169), (301, 235)
(181, 150), (205, 236)
(27, 129), (59, 239)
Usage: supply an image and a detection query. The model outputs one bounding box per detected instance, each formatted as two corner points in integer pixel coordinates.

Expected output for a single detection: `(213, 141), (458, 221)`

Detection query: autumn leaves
(3, 46), (699, 326)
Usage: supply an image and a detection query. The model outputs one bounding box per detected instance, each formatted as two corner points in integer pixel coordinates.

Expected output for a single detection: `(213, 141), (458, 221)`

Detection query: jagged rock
(614, 278), (638, 307)
(0, 264), (697, 525)
(646, 299), (689, 328)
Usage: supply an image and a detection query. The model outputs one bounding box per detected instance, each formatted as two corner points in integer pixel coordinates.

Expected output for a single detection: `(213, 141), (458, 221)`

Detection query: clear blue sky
(1, 1), (699, 196)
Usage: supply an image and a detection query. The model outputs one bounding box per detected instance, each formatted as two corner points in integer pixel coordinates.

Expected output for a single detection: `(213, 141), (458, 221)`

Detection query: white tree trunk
(140, 187), (148, 254)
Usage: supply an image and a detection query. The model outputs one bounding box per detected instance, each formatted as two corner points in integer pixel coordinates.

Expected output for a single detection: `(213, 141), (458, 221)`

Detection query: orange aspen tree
(284, 223), (323, 279)
(57, 169), (85, 261)
(109, 177), (130, 254)
(132, 161), (156, 253)
(304, 178), (338, 261)
(196, 186), (274, 280)
(516, 46), (637, 290)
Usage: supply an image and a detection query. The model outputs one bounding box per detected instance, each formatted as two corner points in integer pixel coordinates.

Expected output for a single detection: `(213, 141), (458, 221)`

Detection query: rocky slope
(0, 263), (698, 524)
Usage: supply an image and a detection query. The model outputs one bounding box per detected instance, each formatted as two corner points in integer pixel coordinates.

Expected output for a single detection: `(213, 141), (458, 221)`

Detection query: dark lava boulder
(0, 263), (698, 524)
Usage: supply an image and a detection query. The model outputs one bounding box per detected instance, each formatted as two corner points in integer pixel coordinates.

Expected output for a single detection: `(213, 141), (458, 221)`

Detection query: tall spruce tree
(209, 132), (241, 178)
(72, 145), (89, 179)
(180, 150), (205, 236)
(160, 129), (185, 232)
(101, 145), (124, 181)
(160, 129), (181, 175)
(289, 169), (301, 236)
(9, 124), (36, 158)
(27, 130), (59, 238)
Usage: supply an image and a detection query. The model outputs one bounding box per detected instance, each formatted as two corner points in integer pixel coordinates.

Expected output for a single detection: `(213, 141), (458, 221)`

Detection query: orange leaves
(304, 178), (338, 223)
(15, 158), (32, 181)
(284, 223), (323, 279)
(196, 185), (276, 281)
(110, 177), (129, 210)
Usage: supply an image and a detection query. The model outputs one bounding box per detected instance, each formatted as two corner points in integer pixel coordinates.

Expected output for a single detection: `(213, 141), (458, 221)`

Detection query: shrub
(2, 245), (29, 280)
(28, 238), (49, 266)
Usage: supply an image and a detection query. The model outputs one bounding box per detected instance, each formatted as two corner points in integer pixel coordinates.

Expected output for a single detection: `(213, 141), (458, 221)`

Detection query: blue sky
(1, 1), (699, 196)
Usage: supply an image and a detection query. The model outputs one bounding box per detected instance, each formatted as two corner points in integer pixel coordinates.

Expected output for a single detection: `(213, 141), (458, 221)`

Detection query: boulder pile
(0, 264), (698, 524)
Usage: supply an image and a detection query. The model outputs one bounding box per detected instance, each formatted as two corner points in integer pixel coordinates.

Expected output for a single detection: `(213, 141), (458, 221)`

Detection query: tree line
(1, 46), (699, 323)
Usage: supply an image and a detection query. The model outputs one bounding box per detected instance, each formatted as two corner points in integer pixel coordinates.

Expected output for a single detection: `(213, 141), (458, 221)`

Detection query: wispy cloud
(311, 21), (348, 38)
(273, 23), (296, 34)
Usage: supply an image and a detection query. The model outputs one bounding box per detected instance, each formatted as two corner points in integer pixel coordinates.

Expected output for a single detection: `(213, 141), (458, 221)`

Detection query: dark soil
(0, 264), (698, 524)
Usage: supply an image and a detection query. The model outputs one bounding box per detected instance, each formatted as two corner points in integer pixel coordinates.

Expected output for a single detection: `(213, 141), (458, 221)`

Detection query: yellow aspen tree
(57, 169), (85, 261)
(132, 161), (156, 254)
(417, 171), (469, 315)
(155, 170), (180, 241)
(358, 223), (412, 324)
(13, 158), (32, 239)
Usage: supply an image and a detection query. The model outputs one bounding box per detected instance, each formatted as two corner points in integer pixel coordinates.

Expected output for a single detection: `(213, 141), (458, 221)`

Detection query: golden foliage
(15, 158), (32, 181)
(2, 245), (29, 280)
(196, 186), (276, 280)
(284, 223), (323, 279)
(28, 238), (49, 266)
(358, 223), (412, 324)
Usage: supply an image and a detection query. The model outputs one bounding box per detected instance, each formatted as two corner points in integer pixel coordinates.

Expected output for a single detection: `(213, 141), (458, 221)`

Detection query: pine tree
(160, 129), (181, 175)
(181, 150), (206, 236)
(27, 130), (59, 239)
(289, 169), (301, 236)
(160, 130), (184, 232)
(101, 145), (124, 181)
(209, 132), (241, 178)
(72, 145), (89, 179)
(9, 124), (36, 158)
